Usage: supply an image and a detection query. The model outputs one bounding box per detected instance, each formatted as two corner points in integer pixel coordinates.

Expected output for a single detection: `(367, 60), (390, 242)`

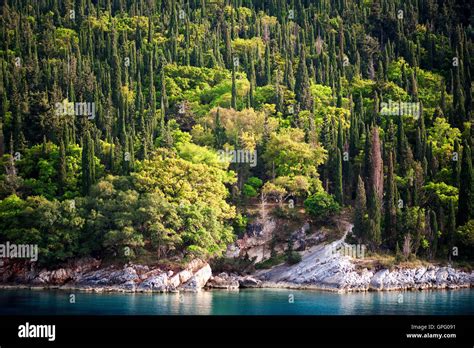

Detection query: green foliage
(287, 251), (302, 265)
(304, 192), (340, 221)
(0, 143), (86, 200)
(263, 128), (326, 181)
(456, 220), (474, 257)
(242, 184), (258, 198)
(0, 194), (84, 266)
(0, 0), (471, 267)
(246, 176), (263, 189)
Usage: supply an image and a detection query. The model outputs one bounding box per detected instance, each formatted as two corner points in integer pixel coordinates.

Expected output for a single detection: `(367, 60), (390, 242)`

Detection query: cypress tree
(0, 120), (4, 157)
(429, 210), (439, 260)
(58, 138), (67, 194)
(447, 199), (456, 260)
(81, 131), (95, 195)
(384, 150), (397, 248)
(354, 175), (367, 243)
(457, 142), (473, 226)
(452, 139), (461, 187)
(213, 108), (226, 148)
(294, 45), (312, 111)
(334, 148), (343, 205)
(231, 62), (237, 109)
(284, 54), (295, 91)
(264, 42), (271, 85)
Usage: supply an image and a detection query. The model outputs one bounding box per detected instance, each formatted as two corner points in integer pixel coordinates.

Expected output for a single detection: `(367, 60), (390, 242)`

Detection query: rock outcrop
(181, 264), (212, 292)
(0, 258), (213, 293)
(225, 218), (326, 263)
(1, 219), (472, 293)
(255, 221), (474, 291)
(206, 273), (240, 290)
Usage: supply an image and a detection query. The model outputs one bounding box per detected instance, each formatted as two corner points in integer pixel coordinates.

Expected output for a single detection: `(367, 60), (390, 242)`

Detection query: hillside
(0, 0), (472, 273)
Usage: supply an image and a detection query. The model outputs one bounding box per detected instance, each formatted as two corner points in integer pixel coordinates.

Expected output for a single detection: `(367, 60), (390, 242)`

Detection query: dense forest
(0, 0), (472, 267)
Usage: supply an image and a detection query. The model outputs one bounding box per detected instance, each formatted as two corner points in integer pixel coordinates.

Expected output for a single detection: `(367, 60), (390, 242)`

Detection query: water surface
(0, 288), (473, 315)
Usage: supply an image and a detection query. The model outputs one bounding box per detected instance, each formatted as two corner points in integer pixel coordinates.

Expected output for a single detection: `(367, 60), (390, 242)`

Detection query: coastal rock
(180, 264), (212, 292)
(32, 270), (52, 285)
(435, 268), (449, 286)
(138, 273), (168, 292)
(75, 265), (139, 286)
(254, 218), (474, 292)
(119, 280), (137, 291)
(239, 276), (261, 288)
(206, 273), (240, 290)
(70, 257), (101, 276)
(178, 270), (193, 284)
(50, 268), (72, 285)
(168, 274), (181, 289)
(186, 259), (207, 273)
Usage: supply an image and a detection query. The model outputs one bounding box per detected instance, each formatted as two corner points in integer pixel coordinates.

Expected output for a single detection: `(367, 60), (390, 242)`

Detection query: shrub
(287, 251), (302, 265)
(242, 184), (258, 198)
(304, 191), (340, 220)
(246, 177), (263, 189)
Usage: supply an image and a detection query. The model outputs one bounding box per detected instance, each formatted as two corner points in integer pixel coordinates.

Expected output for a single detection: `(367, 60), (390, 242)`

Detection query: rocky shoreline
(1, 218), (472, 293)
(0, 257), (263, 293)
(254, 266), (474, 293)
(0, 256), (472, 294)
(252, 225), (474, 292)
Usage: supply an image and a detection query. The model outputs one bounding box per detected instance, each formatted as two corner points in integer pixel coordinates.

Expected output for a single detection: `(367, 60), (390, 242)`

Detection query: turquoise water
(0, 288), (473, 315)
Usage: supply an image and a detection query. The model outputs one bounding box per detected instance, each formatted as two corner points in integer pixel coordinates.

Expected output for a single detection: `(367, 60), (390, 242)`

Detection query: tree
(81, 131), (95, 195)
(213, 108), (226, 148)
(429, 210), (439, 259)
(231, 63), (237, 109)
(457, 142), (473, 226)
(447, 199), (456, 260)
(304, 192), (340, 221)
(58, 139), (67, 193)
(364, 126), (383, 249)
(354, 175), (368, 243)
(262, 128), (326, 190)
(384, 150), (397, 248)
(295, 45), (312, 111)
(264, 42), (271, 85)
(334, 148), (343, 205)
(364, 126), (383, 203)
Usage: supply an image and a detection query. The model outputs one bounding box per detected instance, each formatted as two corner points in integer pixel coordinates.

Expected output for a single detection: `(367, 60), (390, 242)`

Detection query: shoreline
(0, 281), (472, 294)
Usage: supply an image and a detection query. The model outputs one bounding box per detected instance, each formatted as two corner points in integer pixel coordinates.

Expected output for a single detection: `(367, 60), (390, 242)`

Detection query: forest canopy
(0, 0), (472, 266)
